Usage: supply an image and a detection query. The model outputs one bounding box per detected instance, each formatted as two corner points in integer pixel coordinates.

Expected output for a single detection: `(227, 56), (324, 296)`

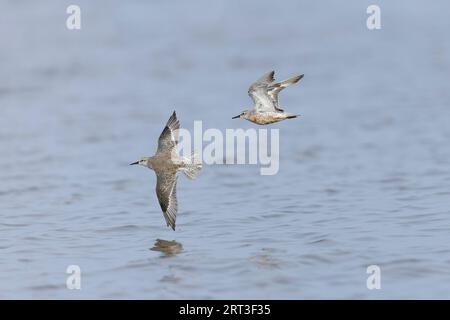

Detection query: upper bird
(232, 71), (304, 125)
(130, 111), (202, 231)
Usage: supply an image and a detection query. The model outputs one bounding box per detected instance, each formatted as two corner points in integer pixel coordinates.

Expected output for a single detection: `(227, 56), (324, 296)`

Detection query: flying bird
(130, 111), (202, 230)
(232, 71), (304, 125)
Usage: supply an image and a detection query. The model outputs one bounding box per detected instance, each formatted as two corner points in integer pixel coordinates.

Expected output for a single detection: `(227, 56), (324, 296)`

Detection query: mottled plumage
(130, 111), (202, 230)
(233, 71), (304, 125)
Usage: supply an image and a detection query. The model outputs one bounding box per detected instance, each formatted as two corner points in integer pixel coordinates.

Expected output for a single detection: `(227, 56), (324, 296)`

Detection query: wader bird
(232, 71), (304, 125)
(130, 111), (202, 230)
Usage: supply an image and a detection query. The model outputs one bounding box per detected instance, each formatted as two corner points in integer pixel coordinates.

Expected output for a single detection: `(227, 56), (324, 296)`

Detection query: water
(1, 0), (450, 299)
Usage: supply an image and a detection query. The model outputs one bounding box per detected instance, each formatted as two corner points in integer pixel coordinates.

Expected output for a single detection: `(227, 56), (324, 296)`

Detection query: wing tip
(259, 70), (275, 83)
(290, 74), (304, 84)
(170, 110), (177, 121)
(268, 70), (275, 81)
(166, 110), (179, 129)
(164, 214), (176, 231)
(166, 221), (176, 231)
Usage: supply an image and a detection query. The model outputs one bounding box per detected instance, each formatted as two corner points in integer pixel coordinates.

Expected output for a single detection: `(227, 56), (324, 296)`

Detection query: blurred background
(1, 0), (450, 298)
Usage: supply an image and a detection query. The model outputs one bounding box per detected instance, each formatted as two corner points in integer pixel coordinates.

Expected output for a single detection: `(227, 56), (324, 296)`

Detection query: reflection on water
(150, 239), (183, 257)
(250, 248), (281, 269)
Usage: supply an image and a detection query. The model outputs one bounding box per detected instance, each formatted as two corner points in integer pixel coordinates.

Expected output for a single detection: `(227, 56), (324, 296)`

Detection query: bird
(232, 70), (304, 125)
(130, 111), (202, 230)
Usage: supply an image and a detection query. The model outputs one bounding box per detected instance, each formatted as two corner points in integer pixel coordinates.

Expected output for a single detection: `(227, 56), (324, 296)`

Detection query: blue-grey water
(1, 0), (450, 299)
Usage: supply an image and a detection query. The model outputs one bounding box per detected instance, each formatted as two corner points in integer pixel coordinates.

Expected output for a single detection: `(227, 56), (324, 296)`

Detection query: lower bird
(130, 111), (202, 230)
(232, 70), (304, 125)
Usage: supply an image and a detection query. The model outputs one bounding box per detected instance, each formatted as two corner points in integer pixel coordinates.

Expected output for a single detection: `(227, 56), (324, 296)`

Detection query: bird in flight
(232, 71), (304, 125)
(130, 111), (202, 230)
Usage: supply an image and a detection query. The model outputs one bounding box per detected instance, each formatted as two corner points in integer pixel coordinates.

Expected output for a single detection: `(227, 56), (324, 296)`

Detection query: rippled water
(1, 0), (450, 299)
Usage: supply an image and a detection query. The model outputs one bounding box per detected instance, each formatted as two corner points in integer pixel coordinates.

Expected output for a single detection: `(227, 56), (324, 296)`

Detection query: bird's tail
(182, 152), (202, 180)
(286, 113), (299, 119)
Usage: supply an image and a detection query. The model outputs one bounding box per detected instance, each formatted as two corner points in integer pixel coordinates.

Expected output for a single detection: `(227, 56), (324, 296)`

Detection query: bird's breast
(150, 154), (181, 171)
(248, 112), (284, 125)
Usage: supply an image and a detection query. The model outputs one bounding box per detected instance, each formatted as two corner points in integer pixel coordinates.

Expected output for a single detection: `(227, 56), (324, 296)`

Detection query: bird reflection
(150, 239), (183, 257)
(250, 248), (281, 269)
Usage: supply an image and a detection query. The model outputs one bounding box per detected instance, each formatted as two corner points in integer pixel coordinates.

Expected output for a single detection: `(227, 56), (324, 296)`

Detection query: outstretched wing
(155, 171), (178, 230)
(248, 71), (277, 112)
(157, 111), (180, 154)
(267, 74), (304, 111)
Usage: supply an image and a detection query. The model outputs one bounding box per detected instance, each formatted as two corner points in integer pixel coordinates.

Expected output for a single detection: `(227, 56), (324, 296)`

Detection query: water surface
(1, 0), (450, 299)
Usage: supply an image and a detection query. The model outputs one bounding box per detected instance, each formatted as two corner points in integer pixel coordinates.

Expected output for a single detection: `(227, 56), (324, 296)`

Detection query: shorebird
(232, 71), (304, 125)
(130, 111), (202, 231)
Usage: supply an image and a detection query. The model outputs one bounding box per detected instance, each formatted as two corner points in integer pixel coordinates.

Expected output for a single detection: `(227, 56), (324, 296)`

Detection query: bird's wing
(267, 74), (304, 111)
(157, 111), (180, 154)
(155, 171), (178, 230)
(248, 71), (277, 112)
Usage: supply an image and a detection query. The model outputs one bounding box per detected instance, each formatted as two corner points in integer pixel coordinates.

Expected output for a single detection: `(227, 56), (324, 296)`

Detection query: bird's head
(130, 157), (151, 167)
(232, 110), (251, 120)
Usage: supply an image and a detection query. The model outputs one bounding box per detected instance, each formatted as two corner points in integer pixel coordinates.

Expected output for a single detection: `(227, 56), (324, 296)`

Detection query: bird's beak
(129, 161), (139, 165)
(232, 115), (240, 119)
